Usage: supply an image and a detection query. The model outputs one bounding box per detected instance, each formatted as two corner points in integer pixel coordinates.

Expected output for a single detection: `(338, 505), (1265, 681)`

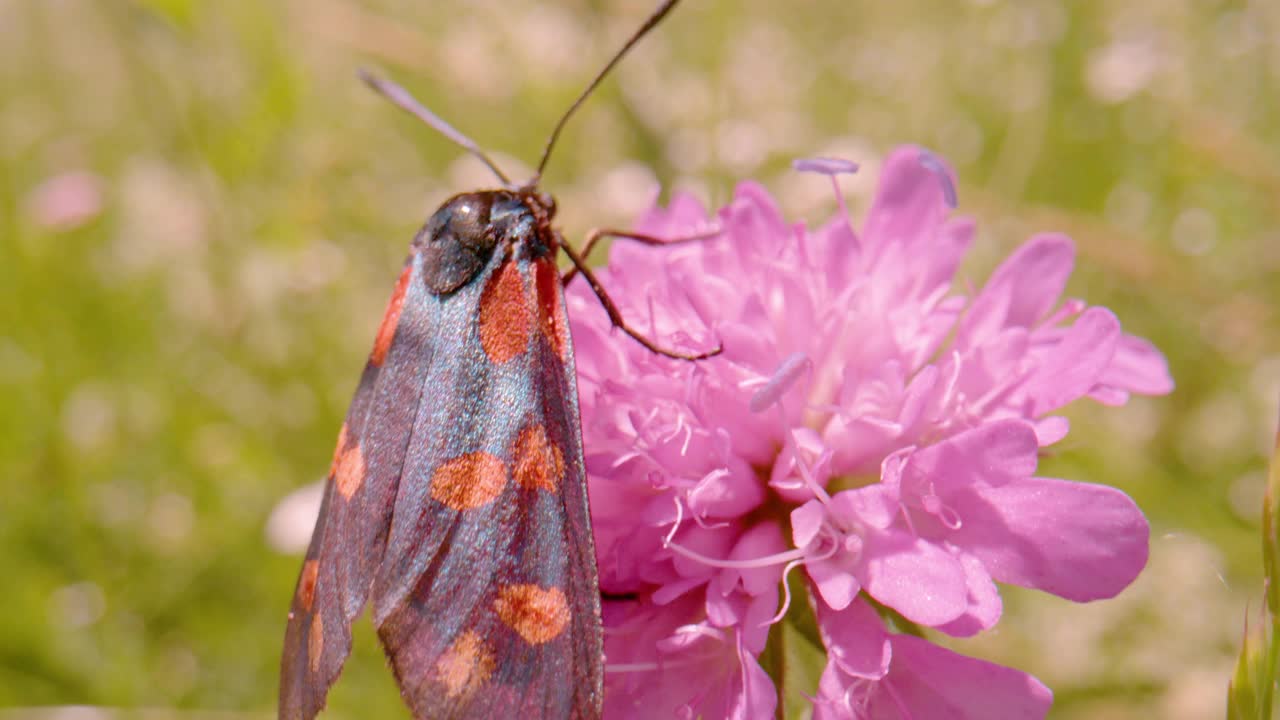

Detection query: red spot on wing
(298, 560), (319, 613)
(534, 258), (569, 359)
(329, 424), (366, 500)
(478, 259), (531, 364)
(328, 424), (350, 477)
(435, 630), (496, 699)
(335, 444), (365, 499)
(371, 263), (413, 367)
(513, 423), (563, 493)
(430, 452), (508, 510)
(493, 584), (570, 644)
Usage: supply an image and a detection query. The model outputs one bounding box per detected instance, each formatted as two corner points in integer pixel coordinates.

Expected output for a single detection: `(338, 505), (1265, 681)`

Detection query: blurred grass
(2, 0), (1278, 718)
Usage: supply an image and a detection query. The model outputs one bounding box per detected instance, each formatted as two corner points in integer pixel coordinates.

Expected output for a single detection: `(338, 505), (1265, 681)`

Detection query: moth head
(417, 192), (501, 294)
(534, 191), (556, 221)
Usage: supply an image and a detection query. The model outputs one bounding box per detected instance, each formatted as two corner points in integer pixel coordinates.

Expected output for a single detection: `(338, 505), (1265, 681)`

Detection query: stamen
(793, 443), (834, 506)
(605, 651), (715, 674)
(672, 623), (726, 642)
(662, 540), (807, 570)
(759, 559), (804, 627)
(906, 488), (962, 530)
(917, 149), (958, 209)
(663, 495), (686, 546)
(937, 504), (962, 530)
(793, 157), (861, 176)
(808, 531), (843, 563)
(610, 450), (645, 470)
(1037, 298), (1087, 332)
(750, 353), (812, 412)
(793, 156), (860, 227)
(936, 350), (963, 412)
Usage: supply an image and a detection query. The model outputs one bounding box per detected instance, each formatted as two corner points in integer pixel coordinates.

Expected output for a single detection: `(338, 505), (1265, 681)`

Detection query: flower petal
(876, 633), (1052, 719)
(902, 419), (1040, 497)
(862, 146), (957, 255)
(860, 529), (969, 626)
(934, 550), (1003, 637)
(814, 598), (892, 680)
(1026, 307), (1120, 415)
(962, 233), (1075, 344)
(1096, 332), (1175, 397)
(808, 556), (862, 612)
(949, 476), (1149, 601)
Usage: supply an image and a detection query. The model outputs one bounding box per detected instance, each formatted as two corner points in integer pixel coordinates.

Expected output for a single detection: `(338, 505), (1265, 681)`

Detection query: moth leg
(561, 227), (721, 286)
(559, 241), (722, 361)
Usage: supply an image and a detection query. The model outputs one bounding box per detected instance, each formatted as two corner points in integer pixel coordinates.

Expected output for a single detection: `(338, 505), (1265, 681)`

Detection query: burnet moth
(277, 2), (717, 718)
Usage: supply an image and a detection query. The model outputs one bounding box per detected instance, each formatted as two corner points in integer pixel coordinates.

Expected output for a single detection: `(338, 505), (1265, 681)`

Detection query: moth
(277, 2), (716, 718)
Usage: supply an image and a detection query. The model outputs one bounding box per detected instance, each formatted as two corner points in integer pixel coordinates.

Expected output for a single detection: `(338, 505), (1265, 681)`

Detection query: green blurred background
(2, 0), (1277, 717)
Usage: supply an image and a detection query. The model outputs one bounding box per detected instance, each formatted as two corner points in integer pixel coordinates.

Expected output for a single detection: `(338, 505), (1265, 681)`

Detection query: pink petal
(919, 217), (975, 296)
(860, 529), (969, 626)
(877, 633), (1052, 719)
(634, 190), (712, 237)
(668, 523), (738, 580)
(791, 499), (827, 549)
(603, 595), (776, 720)
(1097, 332), (1175, 396)
(949, 476), (1149, 601)
(705, 588), (747, 628)
(686, 461), (767, 519)
(934, 551), (1002, 637)
(720, 181), (790, 257)
(814, 597), (892, 680)
(720, 521), (787, 597)
(862, 146), (957, 254)
(902, 419), (1040, 496)
(808, 556), (862, 611)
(830, 485), (900, 530)
(770, 428), (833, 504)
(729, 651), (778, 720)
(1026, 307), (1120, 415)
(962, 234), (1075, 344)
(1031, 415), (1070, 445)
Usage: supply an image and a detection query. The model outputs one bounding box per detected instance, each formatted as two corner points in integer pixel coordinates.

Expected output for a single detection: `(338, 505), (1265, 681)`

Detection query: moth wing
(372, 257), (603, 719)
(279, 258), (437, 720)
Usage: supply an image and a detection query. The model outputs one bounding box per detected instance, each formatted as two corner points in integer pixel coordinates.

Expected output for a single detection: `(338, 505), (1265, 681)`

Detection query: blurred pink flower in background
(26, 170), (103, 231)
(566, 146), (1173, 719)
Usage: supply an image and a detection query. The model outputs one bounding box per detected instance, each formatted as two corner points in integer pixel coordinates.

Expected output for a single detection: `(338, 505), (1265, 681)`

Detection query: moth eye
(444, 198), (496, 252)
(450, 202), (479, 233)
(418, 193), (501, 295)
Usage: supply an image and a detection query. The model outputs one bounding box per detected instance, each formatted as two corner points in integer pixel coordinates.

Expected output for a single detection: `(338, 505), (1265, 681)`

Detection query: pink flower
(602, 593), (776, 720)
(26, 171), (103, 231)
(566, 146), (1173, 718)
(813, 600), (1052, 719)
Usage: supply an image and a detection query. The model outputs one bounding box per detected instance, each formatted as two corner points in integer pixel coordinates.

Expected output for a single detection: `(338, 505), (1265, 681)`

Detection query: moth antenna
(530, 0), (681, 186)
(358, 68), (513, 188)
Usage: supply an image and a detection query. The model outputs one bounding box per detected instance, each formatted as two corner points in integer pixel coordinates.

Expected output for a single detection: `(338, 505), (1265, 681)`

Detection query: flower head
(566, 146), (1173, 718)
